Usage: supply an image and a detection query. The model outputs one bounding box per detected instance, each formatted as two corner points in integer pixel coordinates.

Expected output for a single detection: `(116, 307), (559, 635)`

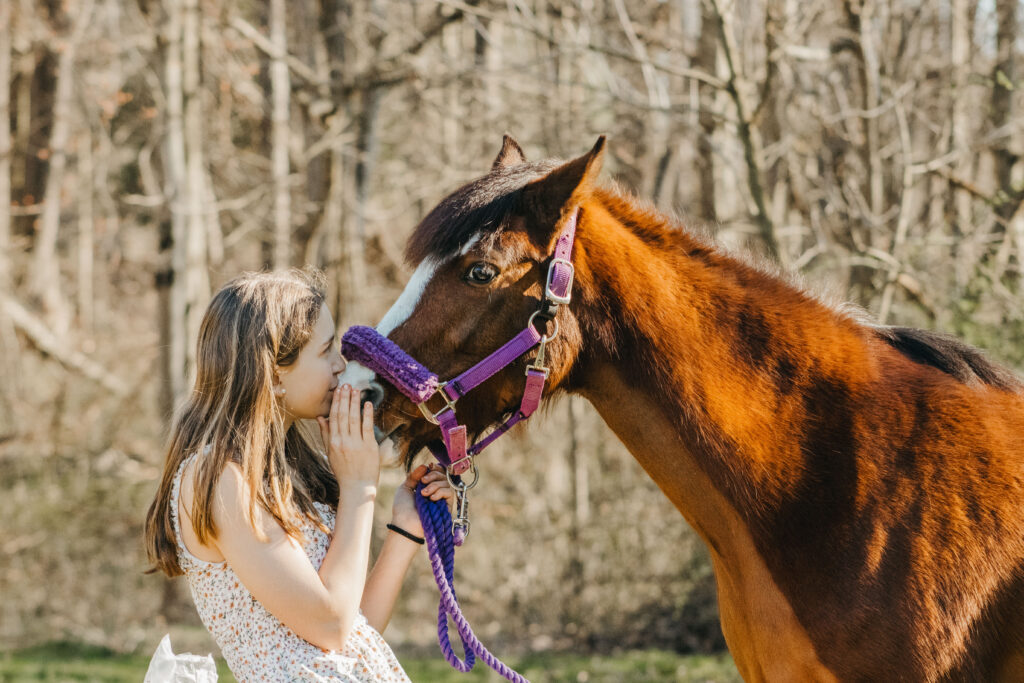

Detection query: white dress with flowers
(170, 454), (411, 682)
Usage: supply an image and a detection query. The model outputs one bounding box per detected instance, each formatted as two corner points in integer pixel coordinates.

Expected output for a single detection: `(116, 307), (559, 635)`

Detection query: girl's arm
(359, 532), (419, 633)
(207, 384), (383, 652)
(360, 465), (453, 633)
(207, 465), (376, 652)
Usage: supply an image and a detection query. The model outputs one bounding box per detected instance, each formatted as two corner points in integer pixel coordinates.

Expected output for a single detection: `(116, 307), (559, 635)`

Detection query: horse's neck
(572, 204), (875, 529)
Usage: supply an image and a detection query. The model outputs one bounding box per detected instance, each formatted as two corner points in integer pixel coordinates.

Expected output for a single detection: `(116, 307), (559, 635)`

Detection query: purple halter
(341, 207), (578, 477)
(339, 209), (579, 683)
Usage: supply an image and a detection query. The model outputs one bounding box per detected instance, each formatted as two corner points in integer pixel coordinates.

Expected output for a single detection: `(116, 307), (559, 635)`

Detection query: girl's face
(275, 303), (346, 420)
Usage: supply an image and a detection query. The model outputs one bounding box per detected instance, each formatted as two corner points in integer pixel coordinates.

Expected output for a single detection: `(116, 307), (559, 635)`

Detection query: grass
(0, 642), (741, 682)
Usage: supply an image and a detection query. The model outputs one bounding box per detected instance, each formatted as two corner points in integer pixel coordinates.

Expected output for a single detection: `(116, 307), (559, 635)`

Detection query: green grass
(0, 642), (235, 682)
(401, 650), (741, 682)
(0, 642), (740, 682)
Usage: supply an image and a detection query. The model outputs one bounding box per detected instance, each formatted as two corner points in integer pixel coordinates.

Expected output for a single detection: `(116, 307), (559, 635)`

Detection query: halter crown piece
(340, 208), (580, 683)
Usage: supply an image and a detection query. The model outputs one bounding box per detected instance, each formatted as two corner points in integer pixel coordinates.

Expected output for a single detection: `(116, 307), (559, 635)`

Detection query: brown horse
(339, 136), (1024, 681)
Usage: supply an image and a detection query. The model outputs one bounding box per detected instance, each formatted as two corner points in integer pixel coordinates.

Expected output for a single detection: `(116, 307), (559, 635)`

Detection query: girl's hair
(144, 267), (340, 577)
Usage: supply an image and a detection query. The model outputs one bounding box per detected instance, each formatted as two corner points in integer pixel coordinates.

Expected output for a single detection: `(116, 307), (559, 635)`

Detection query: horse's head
(340, 135), (606, 467)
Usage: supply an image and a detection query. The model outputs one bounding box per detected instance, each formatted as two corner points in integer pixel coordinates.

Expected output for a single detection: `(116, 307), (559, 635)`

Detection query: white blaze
(376, 257), (440, 336)
(337, 256), (441, 390)
(458, 234), (480, 256)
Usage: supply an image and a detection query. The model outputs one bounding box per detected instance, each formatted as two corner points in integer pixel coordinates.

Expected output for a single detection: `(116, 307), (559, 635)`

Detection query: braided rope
(415, 483), (529, 683)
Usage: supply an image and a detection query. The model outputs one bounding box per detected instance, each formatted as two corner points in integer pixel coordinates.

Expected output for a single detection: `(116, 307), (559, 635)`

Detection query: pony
(339, 135), (1024, 681)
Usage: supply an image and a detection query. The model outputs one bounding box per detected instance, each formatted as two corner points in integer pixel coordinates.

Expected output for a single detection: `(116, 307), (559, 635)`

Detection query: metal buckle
(524, 329), (552, 378)
(449, 461), (478, 538)
(544, 258), (574, 305)
(416, 381), (458, 425)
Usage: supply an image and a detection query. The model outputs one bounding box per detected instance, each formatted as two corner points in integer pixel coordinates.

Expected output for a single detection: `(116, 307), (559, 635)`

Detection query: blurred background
(0, 0), (1021, 679)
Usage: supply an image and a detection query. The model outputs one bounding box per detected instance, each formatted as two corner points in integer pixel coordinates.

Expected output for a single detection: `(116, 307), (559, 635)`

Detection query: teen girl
(144, 268), (453, 681)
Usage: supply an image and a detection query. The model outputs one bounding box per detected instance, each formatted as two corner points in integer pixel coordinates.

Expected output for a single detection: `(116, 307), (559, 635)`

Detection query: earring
(275, 387), (286, 396)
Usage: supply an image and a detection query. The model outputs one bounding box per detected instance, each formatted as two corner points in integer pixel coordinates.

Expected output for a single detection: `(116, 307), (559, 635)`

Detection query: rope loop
(415, 482), (529, 683)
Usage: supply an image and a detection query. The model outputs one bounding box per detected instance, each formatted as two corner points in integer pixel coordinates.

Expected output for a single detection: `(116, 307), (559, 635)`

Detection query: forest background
(1, 0), (1022, 667)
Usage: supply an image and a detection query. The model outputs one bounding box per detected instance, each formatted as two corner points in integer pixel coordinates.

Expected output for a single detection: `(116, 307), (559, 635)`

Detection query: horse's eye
(465, 262), (499, 285)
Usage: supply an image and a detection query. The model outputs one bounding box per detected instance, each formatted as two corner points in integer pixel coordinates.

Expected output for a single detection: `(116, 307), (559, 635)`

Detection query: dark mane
(875, 326), (1023, 392)
(404, 161), (559, 265)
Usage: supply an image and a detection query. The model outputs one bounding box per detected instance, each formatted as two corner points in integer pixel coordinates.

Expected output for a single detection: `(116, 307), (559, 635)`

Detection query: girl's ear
(520, 136), (605, 253)
(271, 368), (286, 396)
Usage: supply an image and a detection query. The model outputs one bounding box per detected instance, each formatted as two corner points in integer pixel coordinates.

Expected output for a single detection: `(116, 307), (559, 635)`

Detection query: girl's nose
(332, 351), (346, 374)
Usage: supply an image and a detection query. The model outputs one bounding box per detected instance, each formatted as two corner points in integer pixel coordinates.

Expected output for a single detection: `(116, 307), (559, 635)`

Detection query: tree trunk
(29, 0), (93, 328)
(162, 0), (208, 404)
(949, 0), (972, 232)
(0, 0), (18, 433)
(991, 0), (1019, 227)
(708, 0), (778, 259)
(270, 0), (291, 269)
(695, 1), (718, 225)
(0, 0), (11, 289)
(77, 130), (94, 335)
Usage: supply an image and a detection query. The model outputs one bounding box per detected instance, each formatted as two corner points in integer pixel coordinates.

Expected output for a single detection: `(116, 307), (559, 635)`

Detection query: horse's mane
(408, 161), (1024, 394)
(874, 326), (1023, 392)
(405, 161), (559, 266)
(592, 184), (1024, 394)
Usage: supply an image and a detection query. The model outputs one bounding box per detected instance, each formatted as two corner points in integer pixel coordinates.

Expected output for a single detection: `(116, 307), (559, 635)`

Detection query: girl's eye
(464, 262), (499, 285)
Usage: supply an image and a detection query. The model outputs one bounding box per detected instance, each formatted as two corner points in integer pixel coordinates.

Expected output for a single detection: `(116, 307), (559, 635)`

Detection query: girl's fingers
(420, 481), (456, 497)
(403, 464), (428, 486)
(331, 386), (343, 438)
(348, 384), (361, 437)
(362, 401), (374, 442)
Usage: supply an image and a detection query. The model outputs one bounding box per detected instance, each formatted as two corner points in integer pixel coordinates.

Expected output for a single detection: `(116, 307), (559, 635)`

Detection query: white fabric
(144, 634), (218, 683)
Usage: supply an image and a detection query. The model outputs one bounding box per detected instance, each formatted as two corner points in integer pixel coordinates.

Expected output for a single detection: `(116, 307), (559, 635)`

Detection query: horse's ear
(520, 136), (605, 249)
(492, 134), (527, 170)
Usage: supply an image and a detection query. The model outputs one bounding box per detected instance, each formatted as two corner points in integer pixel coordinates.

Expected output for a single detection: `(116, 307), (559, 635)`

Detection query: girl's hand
(316, 385), (382, 489)
(390, 464), (454, 537)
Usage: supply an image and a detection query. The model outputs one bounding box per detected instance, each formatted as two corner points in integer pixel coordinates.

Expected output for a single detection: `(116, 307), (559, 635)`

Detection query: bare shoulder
(177, 456), (230, 563)
(181, 457), (243, 511)
(206, 460), (289, 543)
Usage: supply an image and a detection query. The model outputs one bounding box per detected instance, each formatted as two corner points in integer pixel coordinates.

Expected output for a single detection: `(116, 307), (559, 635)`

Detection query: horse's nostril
(360, 381), (385, 411)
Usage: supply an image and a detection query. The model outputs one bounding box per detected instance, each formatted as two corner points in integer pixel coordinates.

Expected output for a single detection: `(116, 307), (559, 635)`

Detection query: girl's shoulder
(176, 453), (230, 564)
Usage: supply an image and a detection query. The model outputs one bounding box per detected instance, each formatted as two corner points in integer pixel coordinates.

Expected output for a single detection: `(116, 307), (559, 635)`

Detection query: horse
(338, 135), (1024, 681)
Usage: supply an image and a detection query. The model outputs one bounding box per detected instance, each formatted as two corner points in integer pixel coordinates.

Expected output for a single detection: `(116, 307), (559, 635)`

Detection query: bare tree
(28, 0), (94, 329)
(163, 0), (209, 401)
(270, 0), (292, 269)
(0, 0), (11, 289)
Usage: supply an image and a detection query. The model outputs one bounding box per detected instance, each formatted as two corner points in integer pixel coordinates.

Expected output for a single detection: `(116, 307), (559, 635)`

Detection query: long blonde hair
(145, 267), (339, 577)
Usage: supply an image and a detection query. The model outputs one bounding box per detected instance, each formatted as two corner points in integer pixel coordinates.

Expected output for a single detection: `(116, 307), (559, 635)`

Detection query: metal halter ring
(446, 460), (479, 490)
(527, 310), (560, 343)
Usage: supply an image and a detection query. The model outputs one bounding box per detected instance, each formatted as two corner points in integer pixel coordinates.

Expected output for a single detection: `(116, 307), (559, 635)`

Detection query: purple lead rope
(415, 483), (529, 683)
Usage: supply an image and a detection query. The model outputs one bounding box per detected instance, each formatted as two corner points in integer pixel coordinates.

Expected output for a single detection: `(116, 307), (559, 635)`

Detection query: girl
(144, 268), (452, 681)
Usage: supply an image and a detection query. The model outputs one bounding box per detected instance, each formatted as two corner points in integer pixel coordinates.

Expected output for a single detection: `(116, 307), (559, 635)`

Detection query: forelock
(404, 160), (560, 265)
